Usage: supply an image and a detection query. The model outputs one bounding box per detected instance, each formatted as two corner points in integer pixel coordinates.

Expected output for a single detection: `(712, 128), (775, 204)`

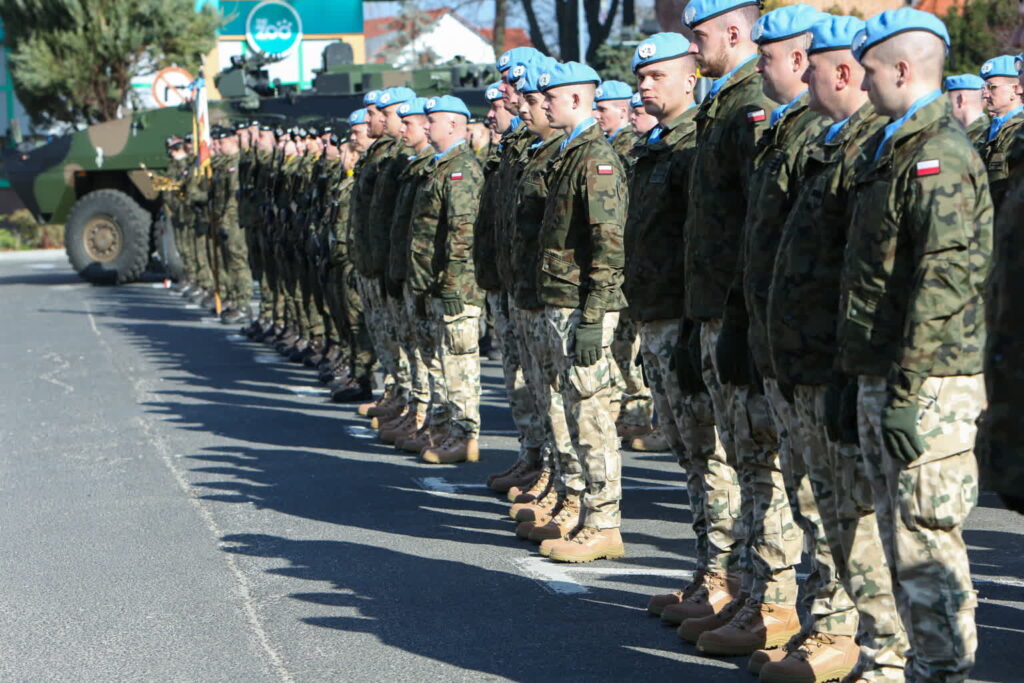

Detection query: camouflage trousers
(638, 318), (724, 572)
(193, 230), (215, 290)
(545, 308), (622, 530)
(513, 304), (579, 495)
(611, 317), (654, 428)
(489, 291), (545, 464)
(277, 245), (309, 335)
(261, 236), (285, 325)
(860, 374), (984, 683)
(431, 299), (481, 438)
(404, 287), (448, 427)
(330, 265), (373, 378)
(298, 254), (325, 338)
(174, 220), (196, 282)
(792, 385), (907, 676)
(357, 275), (409, 398)
(218, 224), (252, 312)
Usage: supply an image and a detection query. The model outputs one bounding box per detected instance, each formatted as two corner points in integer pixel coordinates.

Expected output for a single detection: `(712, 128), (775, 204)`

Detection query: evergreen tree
(946, 0), (1018, 75)
(0, 0), (221, 127)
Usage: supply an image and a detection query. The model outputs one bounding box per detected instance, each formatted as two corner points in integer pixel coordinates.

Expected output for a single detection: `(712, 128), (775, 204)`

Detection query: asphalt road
(1, 251), (1022, 683)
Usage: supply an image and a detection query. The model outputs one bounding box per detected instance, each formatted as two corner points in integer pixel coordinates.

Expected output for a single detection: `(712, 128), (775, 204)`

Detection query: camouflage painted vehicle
(4, 48), (494, 284)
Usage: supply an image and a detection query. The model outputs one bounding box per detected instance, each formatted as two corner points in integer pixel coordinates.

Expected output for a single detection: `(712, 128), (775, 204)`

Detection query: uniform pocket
(566, 362), (611, 400)
(541, 248), (581, 285)
(900, 450), (978, 532)
(443, 314), (479, 355)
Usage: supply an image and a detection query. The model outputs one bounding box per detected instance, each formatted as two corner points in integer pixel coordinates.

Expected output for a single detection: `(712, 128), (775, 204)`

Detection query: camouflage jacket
(472, 139), (503, 292)
(329, 170), (356, 269)
(368, 140), (414, 279)
(730, 95), (826, 378)
(981, 113), (1024, 213)
(610, 127), (638, 167)
(273, 156), (303, 246)
(252, 148), (278, 236)
(494, 123), (535, 288)
(349, 136), (398, 276)
(511, 132), (565, 311)
(839, 97), (993, 402)
(538, 122), (627, 322)
(164, 156), (187, 226)
(211, 154), (241, 230)
(289, 155), (319, 250)
(407, 141), (485, 306)
(623, 108), (698, 322)
(684, 57), (774, 321)
(388, 147), (436, 284)
(237, 147), (258, 228)
(768, 104), (885, 386)
(966, 113), (990, 152)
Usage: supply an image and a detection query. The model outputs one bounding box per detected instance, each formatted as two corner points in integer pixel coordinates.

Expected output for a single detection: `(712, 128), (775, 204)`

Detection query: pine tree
(945, 0), (1018, 75)
(0, 0), (221, 127)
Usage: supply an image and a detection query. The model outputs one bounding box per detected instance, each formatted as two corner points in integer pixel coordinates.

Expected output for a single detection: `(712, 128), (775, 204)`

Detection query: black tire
(65, 189), (151, 285)
(156, 214), (185, 282)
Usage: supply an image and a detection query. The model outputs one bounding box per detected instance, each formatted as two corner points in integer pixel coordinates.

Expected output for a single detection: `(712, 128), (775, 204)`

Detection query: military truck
(4, 46), (495, 284)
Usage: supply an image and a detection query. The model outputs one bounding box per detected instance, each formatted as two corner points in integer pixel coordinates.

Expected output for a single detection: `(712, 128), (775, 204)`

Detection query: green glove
(574, 321), (603, 367)
(441, 290), (464, 317)
(880, 400), (925, 464)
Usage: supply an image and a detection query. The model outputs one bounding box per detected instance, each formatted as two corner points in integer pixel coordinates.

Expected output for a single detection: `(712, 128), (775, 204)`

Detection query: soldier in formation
(160, 5), (1024, 679)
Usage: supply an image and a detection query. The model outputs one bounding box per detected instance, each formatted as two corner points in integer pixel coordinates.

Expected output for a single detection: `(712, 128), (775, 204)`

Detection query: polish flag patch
(596, 164), (614, 175)
(747, 109), (766, 123)
(450, 172), (463, 180)
(915, 159), (941, 177)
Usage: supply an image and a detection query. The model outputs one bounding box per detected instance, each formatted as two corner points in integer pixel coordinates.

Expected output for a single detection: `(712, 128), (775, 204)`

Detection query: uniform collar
(988, 105), (1024, 142)
(707, 54), (758, 101)
(770, 90), (807, 127)
(873, 89), (943, 161)
(648, 103), (697, 144)
(434, 138), (467, 162)
(824, 117), (850, 143)
(607, 125), (628, 141)
(559, 117), (598, 153)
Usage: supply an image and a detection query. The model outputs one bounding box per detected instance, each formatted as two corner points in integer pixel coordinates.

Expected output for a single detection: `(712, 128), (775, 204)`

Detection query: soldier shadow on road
(0, 269), (84, 286)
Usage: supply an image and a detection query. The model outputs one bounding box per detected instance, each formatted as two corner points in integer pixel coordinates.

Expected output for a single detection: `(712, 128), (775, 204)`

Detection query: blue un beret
(945, 74), (985, 91)
(377, 87), (417, 109)
(363, 90), (381, 107)
(348, 108), (369, 125)
(630, 92), (644, 108)
(595, 80), (634, 102)
(425, 95), (471, 118)
(852, 8), (950, 62)
(497, 47), (541, 73)
(484, 81), (503, 102)
(631, 32), (693, 73)
(397, 97), (429, 117)
(981, 55), (1020, 80)
(752, 4), (823, 45)
(508, 53), (541, 91)
(538, 61), (601, 92)
(516, 56), (557, 94)
(808, 15), (865, 54)
(683, 0), (761, 29)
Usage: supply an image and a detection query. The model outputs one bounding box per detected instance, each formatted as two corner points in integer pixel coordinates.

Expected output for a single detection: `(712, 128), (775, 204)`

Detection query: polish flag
(450, 172), (463, 180)
(747, 109), (766, 122)
(915, 160), (941, 177)
(596, 164), (614, 175)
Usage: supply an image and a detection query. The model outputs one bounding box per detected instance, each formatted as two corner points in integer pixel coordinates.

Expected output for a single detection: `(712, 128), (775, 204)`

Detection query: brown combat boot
(494, 460), (542, 498)
(749, 631), (807, 675)
(545, 527), (626, 563)
(532, 496), (582, 549)
(629, 427), (671, 452)
(396, 424), (447, 454)
(759, 632), (859, 683)
(677, 593), (750, 643)
(379, 411), (423, 445)
(617, 422), (652, 441)
(421, 436), (479, 464)
(510, 482), (557, 521)
(646, 569), (706, 617)
(696, 599), (802, 656)
(357, 393), (386, 417)
(510, 470), (552, 505)
(661, 572), (741, 625)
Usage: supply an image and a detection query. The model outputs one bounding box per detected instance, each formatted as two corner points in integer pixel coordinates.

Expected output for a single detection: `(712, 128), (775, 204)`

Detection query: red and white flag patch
(747, 109), (766, 123)
(915, 160), (940, 177)
(450, 172), (463, 180)
(596, 164), (614, 175)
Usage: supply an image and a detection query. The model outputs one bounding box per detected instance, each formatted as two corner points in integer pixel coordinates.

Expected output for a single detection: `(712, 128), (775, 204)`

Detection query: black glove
(837, 380), (860, 445)
(441, 290), (464, 317)
(386, 277), (403, 299)
(574, 321), (603, 367)
(881, 400), (924, 464)
(673, 321), (706, 395)
(824, 377), (845, 443)
(715, 322), (751, 386)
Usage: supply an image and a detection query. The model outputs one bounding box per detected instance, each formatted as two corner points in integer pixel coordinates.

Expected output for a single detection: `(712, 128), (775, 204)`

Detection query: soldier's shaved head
(542, 83), (597, 130)
(757, 33), (812, 105)
(805, 47), (868, 121)
(425, 111), (468, 153)
(860, 31), (946, 118)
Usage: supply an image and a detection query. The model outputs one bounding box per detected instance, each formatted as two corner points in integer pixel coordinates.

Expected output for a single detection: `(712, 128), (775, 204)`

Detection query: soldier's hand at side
(574, 321), (603, 367)
(714, 323), (750, 386)
(880, 400), (925, 464)
(441, 290), (464, 317)
(838, 380), (860, 446)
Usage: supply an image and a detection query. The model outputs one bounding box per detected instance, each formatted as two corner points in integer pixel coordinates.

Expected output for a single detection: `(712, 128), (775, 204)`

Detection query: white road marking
(201, 317), (222, 324)
(225, 334), (248, 342)
(283, 385), (327, 397)
(346, 425), (377, 440)
(253, 354), (283, 364)
(417, 475), (680, 494)
(51, 283), (88, 291)
(513, 556), (589, 595)
(184, 304), (200, 310)
(28, 263), (56, 270)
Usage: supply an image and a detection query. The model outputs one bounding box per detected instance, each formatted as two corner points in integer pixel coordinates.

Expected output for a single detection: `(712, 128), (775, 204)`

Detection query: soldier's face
(350, 124), (372, 152)
(367, 105), (386, 138)
(636, 58), (694, 119)
(595, 101), (629, 134)
(630, 106), (658, 135)
(500, 77), (518, 115)
(400, 115), (428, 148)
(543, 88), (578, 129)
(691, 21), (731, 78)
(805, 52), (846, 117)
(982, 76), (1023, 117)
(325, 144), (340, 160)
(523, 93), (548, 133)
(859, 52), (902, 118)
(757, 40), (806, 105)
(220, 137), (239, 155)
(383, 106), (404, 137)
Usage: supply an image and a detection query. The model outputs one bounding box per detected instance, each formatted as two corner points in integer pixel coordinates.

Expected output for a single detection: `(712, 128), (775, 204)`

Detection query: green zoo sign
(246, 1), (303, 56)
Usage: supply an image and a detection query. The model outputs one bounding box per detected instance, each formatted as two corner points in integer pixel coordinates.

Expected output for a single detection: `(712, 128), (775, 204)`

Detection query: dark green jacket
(511, 132), (564, 311)
(368, 140), (414, 279)
(839, 97), (993, 402)
(768, 104), (885, 386)
(684, 57), (774, 321)
(981, 113), (1024, 213)
(472, 142), (503, 292)
(407, 141), (485, 306)
(538, 122), (627, 322)
(966, 113), (990, 152)
(610, 127), (637, 167)
(388, 147), (435, 284)
(349, 136), (398, 276)
(494, 124), (535, 288)
(623, 108), (697, 322)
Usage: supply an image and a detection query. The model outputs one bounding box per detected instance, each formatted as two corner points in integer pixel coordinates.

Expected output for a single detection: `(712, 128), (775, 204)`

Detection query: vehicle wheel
(64, 189), (151, 284)
(156, 214), (185, 281)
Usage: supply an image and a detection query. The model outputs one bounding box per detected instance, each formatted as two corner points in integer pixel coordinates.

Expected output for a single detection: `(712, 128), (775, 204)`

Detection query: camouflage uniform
(211, 152), (253, 310)
(309, 157), (339, 346)
(980, 112), (1024, 212)
(164, 156), (194, 283)
(965, 113), (990, 152)
(254, 149), (284, 326)
(769, 103), (908, 673)
(624, 107), (721, 571)
(185, 159), (215, 293)
(488, 122), (546, 463)
(408, 141), (485, 438)
(538, 122), (627, 530)
(294, 154), (327, 339)
(839, 96), (992, 682)
(274, 155), (306, 334)
(685, 57), (774, 578)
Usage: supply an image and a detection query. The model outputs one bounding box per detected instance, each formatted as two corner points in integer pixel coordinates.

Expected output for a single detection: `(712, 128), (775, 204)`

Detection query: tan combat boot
(759, 632), (859, 683)
(661, 572), (741, 625)
(749, 631), (807, 675)
(677, 593), (750, 643)
(357, 390), (390, 417)
(646, 569), (706, 617)
(545, 527), (626, 563)
(629, 427), (670, 452)
(422, 436), (480, 464)
(509, 482), (557, 521)
(396, 423), (440, 453)
(509, 470), (551, 505)
(379, 410), (423, 445)
(696, 600), (801, 656)
(617, 422), (652, 442)
(486, 461), (522, 490)
(532, 497), (582, 549)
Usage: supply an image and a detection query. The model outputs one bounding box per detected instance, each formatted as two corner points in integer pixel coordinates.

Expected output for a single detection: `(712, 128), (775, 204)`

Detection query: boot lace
(789, 632), (836, 661)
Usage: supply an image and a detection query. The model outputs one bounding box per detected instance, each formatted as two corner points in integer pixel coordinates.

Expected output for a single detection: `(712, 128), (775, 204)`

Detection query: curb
(0, 249), (66, 263)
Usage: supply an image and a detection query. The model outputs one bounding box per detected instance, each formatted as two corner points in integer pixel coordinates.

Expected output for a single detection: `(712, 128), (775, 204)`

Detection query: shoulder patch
(915, 159), (941, 177)
(450, 171), (463, 180)
(747, 109), (766, 123)
(596, 164), (614, 175)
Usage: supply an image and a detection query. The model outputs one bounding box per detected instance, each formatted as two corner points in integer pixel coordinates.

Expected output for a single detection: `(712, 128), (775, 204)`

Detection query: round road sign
(246, 1), (303, 56)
